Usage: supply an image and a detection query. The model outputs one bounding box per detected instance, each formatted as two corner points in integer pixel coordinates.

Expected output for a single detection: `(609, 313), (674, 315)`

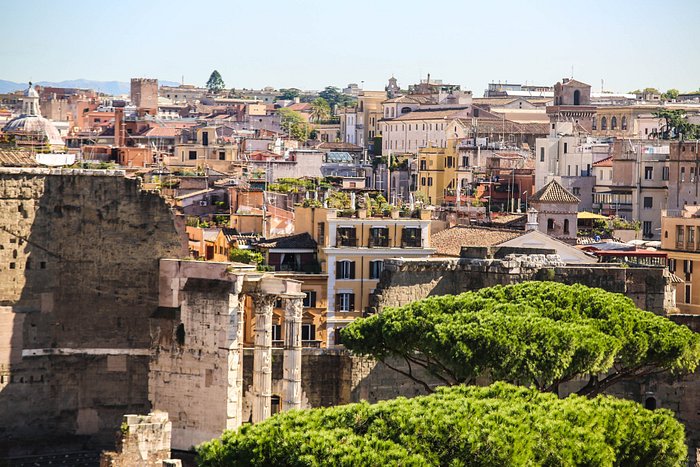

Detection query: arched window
(573, 89), (581, 105)
(611, 116), (617, 130)
(601, 116), (607, 130)
(592, 116), (597, 130)
(547, 218), (554, 233)
(400, 106), (412, 114)
(564, 219), (570, 235)
(621, 116), (627, 130)
(644, 397), (657, 410)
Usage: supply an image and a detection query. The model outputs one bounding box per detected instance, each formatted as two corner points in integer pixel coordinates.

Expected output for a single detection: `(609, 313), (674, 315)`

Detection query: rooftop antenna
(181, 75), (184, 86)
(601, 79), (604, 93)
(571, 65), (574, 78)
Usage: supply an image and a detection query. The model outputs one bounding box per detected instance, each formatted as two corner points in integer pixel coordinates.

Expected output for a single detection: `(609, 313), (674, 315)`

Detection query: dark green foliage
(196, 382), (686, 466)
(341, 282), (700, 395)
(206, 70), (225, 93)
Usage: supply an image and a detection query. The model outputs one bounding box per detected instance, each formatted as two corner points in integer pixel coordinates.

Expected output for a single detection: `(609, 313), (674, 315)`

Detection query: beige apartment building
(171, 126), (239, 168)
(295, 206), (434, 346)
(661, 206), (700, 314)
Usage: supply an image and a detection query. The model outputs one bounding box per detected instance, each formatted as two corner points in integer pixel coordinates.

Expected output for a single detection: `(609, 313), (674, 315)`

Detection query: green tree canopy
(277, 88), (301, 101)
(279, 107), (309, 141)
(228, 249), (263, 266)
(206, 70), (225, 94)
(341, 282), (700, 396)
(310, 97), (331, 123)
(663, 88), (680, 100)
(196, 382), (686, 466)
(654, 109), (700, 140)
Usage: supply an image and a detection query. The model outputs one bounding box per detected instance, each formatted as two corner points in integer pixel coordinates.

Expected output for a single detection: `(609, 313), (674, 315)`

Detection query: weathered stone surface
(99, 411), (172, 467)
(0, 169), (186, 455)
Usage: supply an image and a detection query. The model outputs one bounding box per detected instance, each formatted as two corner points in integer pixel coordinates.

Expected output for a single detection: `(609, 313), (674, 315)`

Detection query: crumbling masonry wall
(0, 168), (186, 456)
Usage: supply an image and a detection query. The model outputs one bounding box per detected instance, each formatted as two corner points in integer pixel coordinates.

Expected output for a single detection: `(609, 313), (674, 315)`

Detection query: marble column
(251, 293), (275, 423)
(282, 297), (304, 411)
(224, 282), (245, 431)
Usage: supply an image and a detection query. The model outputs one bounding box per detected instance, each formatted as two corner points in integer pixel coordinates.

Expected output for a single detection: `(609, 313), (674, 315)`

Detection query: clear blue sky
(3, 0), (699, 94)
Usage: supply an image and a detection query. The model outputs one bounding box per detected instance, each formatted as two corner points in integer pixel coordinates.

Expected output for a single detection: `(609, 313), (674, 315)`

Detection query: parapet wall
(0, 170), (186, 455)
(371, 256), (673, 314)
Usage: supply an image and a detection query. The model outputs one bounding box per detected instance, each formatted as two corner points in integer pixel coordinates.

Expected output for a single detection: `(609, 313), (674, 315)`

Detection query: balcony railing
(368, 237), (389, 248)
(302, 340), (321, 348)
(336, 237), (357, 247)
(401, 239), (423, 248)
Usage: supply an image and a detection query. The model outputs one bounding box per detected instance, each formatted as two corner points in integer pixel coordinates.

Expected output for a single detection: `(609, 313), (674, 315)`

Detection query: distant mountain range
(0, 79), (181, 95)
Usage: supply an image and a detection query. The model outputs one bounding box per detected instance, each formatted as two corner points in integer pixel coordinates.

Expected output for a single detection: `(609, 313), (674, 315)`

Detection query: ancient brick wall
(0, 168), (186, 456)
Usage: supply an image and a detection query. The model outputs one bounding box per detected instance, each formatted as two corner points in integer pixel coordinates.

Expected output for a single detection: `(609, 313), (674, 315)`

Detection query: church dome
(1, 82), (65, 150)
(2, 115), (64, 147)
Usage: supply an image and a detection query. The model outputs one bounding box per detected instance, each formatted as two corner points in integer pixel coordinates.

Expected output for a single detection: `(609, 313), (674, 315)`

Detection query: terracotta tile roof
(0, 148), (37, 166)
(530, 179), (580, 204)
(391, 107), (470, 121)
(141, 127), (182, 138)
(593, 156), (613, 167)
(431, 226), (525, 257)
(287, 103), (312, 112)
(257, 232), (316, 250)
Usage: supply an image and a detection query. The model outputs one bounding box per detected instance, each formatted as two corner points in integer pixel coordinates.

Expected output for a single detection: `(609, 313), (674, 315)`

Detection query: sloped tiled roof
(0, 148), (37, 166)
(593, 156), (613, 167)
(257, 232), (317, 250)
(431, 226), (525, 257)
(530, 179), (580, 204)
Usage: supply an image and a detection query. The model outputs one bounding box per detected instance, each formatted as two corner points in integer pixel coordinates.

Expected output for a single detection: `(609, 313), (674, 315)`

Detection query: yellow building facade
(661, 208), (700, 314)
(295, 206), (435, 345)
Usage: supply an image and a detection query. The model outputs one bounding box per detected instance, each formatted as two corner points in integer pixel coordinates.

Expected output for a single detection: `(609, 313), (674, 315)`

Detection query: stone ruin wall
(0, 168), (186, 456)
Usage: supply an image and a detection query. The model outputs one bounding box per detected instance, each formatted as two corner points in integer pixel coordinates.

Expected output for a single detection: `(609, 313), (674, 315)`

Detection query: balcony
(336, 237), (358, 247)
(401, 239), (423, 248)
(302, 340), (322, 348)
(368, 237), (389, 248)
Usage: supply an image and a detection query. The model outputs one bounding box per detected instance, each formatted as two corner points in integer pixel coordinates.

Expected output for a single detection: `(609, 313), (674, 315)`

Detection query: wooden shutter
(349, 294), (355, 311)
(336, 262), (342, 279)
(335, 294), (341, 311)
(350, 261), (356, 279)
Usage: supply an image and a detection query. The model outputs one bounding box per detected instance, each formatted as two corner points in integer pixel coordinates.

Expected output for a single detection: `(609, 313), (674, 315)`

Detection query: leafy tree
(663, 88), (680, 100)
(229, 249), (263, 266)
(654, 109), (700, 140)
(279, 107), (309, 141)
(326, 191), (350, 209)
(341, 282), (700, 396)
(277, 88), (300, 101)
(206, 70), (225, 94)
(310, 97), (331, 123)
(196, 382), (687, 466)
(317, 86), (356, 112)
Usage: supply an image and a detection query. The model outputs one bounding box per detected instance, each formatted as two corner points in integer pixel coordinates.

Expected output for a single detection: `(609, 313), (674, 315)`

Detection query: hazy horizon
(3, 0), (699, 94)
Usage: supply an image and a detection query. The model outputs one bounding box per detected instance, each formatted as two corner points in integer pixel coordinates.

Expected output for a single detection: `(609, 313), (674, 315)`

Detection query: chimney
(526, 207), (539, 231)
(114, 100), (126, 147)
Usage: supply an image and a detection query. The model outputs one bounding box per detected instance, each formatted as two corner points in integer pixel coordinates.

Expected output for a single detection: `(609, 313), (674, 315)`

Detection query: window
(421, 177), (426, 186)
(681, 167), (686, 182)
(219, 151), (225, 160)
(334, 327), (345, 346)
(685, 284), (692, 304)
(401, 227), (422, 248)
(301, 324), (316, 341)
(427, 177), (433, 186)
(689, 227), (695, 247)
(692, 167), (697, 182)
(369, 260), (384, 279)
(202, 131), (209, 146)
(336, 260), (355, 279)
(685, 259), (693, 274)
(302, 290), (317, 308)
(336, 227), (357, 247)
(643, 197), (653, 209)
(643, 221), (652, 237)
(317, 223), (325, 245)
(644, 166), (653, 180)
(564, 219), (570, 235)
(601, 117), (607, 130)
(369, 227), (389, 247)
(563, 142), (568, 153)
(621, 116), (627, 130)
(462, 155), (469, 167)
(677, 226), (685, 246)
(611, 116), (617, 130)
(592, 117), (597, 130)
(336, 293), (355, 312)
(547, 218), (554, 233)
(572, 187), (581, 196)
(188, 150), (197, 160)
(420, 160), (426, 171)
(662, 167), (669, 180)
(272, 324), (282, 341)
(669, 258), (676, 272)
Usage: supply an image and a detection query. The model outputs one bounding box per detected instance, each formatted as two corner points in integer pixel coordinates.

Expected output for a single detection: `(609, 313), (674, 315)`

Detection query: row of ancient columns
(227, 290), (305, 428)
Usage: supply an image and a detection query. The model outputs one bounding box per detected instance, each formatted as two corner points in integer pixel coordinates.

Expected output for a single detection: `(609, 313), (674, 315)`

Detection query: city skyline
(2, 0), (699, 93)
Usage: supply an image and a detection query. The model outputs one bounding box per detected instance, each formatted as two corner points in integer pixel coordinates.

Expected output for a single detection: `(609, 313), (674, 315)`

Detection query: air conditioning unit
(199, 200), (208, 206)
